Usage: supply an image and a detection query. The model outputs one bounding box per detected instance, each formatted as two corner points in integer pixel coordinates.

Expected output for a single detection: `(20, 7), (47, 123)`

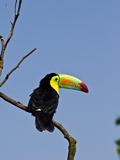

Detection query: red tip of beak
(81, 82), (89, 93)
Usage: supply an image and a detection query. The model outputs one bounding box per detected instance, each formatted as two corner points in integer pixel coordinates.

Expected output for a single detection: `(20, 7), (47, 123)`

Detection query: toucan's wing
(42, 93), (59, 114)
(28, 88), (59, 114)
(28, 88), (43, 111)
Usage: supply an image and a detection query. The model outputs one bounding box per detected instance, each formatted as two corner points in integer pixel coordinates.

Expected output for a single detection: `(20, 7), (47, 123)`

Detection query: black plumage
(28, 73), (59, 132)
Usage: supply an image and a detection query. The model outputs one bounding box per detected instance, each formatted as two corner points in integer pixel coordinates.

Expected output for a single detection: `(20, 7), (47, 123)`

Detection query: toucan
(28, 73), (88, 132)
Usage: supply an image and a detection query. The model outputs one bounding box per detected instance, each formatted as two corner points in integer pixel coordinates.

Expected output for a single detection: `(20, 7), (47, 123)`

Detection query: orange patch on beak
(60, 79), (75, 86)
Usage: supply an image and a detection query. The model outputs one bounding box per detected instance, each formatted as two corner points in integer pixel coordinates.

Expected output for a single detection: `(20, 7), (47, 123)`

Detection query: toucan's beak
(58, 74), (89, 93)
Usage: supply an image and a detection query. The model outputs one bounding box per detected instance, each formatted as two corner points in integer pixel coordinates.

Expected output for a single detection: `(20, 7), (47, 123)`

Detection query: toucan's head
(40, 73), (89, 94)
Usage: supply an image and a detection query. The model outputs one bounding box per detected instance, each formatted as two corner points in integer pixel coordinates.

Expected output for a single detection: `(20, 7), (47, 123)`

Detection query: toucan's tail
(35, 111), (54, 132)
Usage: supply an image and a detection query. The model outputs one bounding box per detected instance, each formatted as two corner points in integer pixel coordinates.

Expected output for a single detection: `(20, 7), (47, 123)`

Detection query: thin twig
(6, 4), (13, 25)
(53, 120), (77, 160)
(16, 0), (22, 16)
(0, 48), (37, 87)
(5, 0), (22, 49)
(14, 0), (18, 15)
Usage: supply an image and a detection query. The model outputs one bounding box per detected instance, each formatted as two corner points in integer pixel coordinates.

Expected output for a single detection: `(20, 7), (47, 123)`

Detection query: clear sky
(0, 0), (120, 160)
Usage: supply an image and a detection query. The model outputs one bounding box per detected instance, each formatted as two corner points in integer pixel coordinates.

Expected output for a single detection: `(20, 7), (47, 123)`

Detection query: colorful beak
(58, 74), (89, 93)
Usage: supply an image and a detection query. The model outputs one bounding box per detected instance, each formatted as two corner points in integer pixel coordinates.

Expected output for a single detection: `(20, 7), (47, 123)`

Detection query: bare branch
(53, 120), (77, 160)
(0, 35), (5, 59)
(0, 91), (77, 160)
(16, 0), (22, 16)
(0, 0), (22, 75)
(0, 35), (5, 75)
(5, 0), (22, 48)
(0, 48), (37, 87)
(0, 91), (29, 112)
(14, 0), (18, 15)
(0, 37), (5, 75)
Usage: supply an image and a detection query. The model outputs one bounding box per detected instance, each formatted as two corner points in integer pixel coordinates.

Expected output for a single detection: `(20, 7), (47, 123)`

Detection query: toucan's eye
(55, 78), (58, 81)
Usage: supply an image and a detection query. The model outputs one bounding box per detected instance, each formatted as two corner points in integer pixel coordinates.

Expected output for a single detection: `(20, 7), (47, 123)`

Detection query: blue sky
(0, 0), (120, 159)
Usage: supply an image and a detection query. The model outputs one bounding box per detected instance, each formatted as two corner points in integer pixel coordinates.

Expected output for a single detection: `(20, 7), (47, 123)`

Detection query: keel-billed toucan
(28, 73), (88, 132)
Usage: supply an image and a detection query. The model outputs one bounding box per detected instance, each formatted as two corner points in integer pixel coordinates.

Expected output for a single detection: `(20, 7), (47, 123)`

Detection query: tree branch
(0, 91), (77, 160)
(0, 0), (22, 75)
(0, 48), (37, 87)
(53, 120), (77, 160)
(5, 0), (22, 48)
(0, 35), (5, 59)
(0, 35), (5, 75)
(0, 91), (29, 112)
